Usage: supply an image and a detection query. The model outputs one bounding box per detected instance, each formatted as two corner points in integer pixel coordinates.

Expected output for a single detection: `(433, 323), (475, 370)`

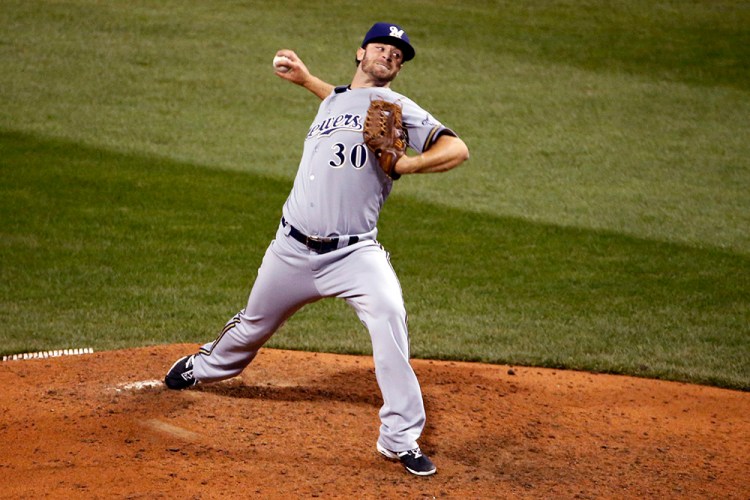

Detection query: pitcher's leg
(369, 309), (426, 452)
(193, 238), (319, 382)
(335, 245), (426, 451)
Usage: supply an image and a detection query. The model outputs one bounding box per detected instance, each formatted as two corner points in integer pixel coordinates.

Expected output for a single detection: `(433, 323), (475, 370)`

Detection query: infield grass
(1, 1), (749, 389)
(2, 131), (748, 389)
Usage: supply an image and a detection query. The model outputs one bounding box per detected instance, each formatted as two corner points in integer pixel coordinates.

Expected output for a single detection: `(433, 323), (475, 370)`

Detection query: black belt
(282, 217), (359, 254)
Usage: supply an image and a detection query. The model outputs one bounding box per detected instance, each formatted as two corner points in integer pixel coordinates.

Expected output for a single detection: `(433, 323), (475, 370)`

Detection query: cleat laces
(181, 355), (195, 380)
(399, 448), (423, 459)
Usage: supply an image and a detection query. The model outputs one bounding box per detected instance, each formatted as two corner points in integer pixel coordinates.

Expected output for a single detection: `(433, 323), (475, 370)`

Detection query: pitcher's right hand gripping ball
(363, 99), (406, 180)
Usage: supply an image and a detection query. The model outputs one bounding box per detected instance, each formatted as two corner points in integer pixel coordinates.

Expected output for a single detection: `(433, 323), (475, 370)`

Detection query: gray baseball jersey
(283, 85), (454, 239)
(191, 85), (455, 453)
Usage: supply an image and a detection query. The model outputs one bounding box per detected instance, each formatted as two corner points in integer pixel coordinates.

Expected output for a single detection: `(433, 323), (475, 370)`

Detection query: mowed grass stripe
(2, 1), (748, 255)
(1, 131), (748, 389)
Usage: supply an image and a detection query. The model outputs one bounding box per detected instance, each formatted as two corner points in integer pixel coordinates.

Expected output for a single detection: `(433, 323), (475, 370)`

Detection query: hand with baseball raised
(273, 49), (334, 100)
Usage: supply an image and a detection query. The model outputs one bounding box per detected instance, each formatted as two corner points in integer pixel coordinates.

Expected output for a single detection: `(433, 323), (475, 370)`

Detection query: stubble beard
(360, 56), (399, 86)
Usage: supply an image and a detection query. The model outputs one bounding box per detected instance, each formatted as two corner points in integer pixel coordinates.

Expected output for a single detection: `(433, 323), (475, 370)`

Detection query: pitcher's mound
(1, 344), (748, 498)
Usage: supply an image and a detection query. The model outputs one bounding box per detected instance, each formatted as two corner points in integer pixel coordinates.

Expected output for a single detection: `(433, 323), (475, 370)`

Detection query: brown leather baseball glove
(363, 99), (406, 180)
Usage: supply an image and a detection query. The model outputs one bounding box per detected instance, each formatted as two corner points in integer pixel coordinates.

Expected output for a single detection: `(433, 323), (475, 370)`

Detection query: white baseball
(273, 55), (292, 73)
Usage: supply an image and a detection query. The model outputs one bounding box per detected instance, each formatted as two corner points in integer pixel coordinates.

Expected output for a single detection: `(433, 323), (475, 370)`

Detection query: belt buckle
(305, 235), (336, 253)
(305, 235), (326, 252)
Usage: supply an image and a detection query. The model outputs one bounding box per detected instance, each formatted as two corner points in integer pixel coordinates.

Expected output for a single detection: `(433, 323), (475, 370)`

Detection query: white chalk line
(1, 347), (94, 362)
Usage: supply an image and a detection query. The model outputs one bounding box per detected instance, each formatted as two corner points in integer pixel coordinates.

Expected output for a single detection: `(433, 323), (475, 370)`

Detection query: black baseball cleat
(377, 442), (437, 476)
(164, 354), (198, 390)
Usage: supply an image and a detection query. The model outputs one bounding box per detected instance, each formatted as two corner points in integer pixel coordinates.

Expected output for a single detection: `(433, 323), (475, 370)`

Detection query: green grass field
(1, 1), (748, 390)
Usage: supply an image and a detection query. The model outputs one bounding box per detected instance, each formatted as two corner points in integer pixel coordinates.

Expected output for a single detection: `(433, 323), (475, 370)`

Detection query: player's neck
(350, 79), (392, 89)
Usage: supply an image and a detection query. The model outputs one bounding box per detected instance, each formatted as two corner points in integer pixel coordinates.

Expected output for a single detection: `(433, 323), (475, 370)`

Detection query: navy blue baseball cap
(361, 22), (415, 61)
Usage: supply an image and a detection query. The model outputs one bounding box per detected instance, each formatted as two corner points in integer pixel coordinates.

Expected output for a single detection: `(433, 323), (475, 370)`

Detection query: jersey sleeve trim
(422, 126), (457, 152)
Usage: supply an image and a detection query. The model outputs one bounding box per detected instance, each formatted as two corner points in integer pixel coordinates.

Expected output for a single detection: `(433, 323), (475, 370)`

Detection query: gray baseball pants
(192, 222), (426, 452)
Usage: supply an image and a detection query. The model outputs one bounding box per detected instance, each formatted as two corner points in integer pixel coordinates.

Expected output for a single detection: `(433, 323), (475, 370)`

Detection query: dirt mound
(1, 344), (748, 498)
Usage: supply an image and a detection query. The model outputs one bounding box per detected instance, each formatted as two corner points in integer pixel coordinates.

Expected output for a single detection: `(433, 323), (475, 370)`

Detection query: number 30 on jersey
(329, 142), (368, 169)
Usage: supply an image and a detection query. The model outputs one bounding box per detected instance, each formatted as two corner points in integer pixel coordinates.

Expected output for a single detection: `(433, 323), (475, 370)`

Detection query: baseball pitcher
(165, 22), (470, 476)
